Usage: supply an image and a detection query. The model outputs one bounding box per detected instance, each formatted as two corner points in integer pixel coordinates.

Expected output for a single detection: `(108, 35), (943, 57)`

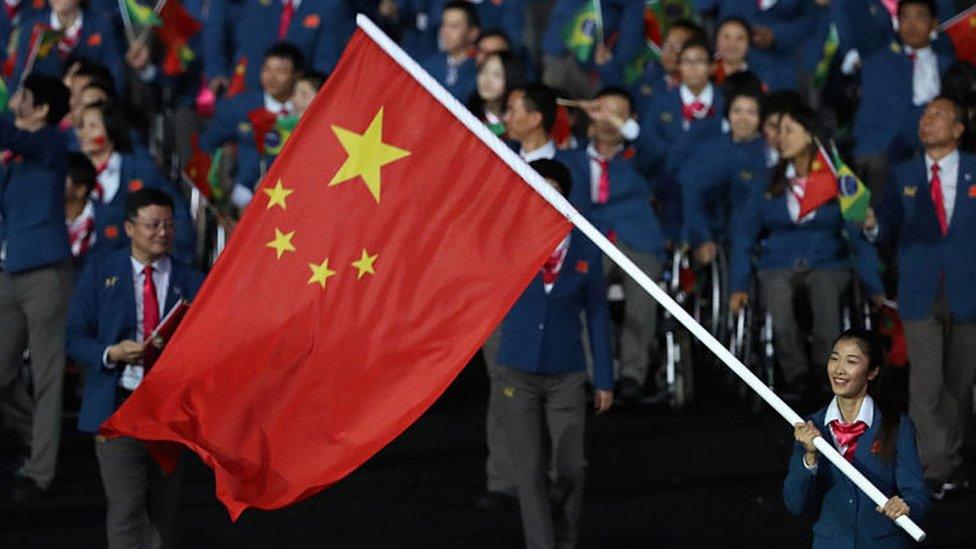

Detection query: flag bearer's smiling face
(827, 338), (877, 399)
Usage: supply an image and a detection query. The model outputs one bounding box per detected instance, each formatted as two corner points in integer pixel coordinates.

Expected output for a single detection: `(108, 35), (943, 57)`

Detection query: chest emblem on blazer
(660, 111), (673, 124)
(739, 170), (753, 181)
(575, 260), (588, 274)
(903, 186), (917, 197)
(32, 0), (43, 8)
(969, 185), (976, 198)
(889, 41), (902, 54)
(104, 276), (118, 288)
(870, 439), (882, 454)
(640, 84), (653, 97)
(128, 179), (144, 192)
(104, 225), (119, 239)
(303, 14), (320, 28)
(87, 33), (102, 47)
(259, 0), (271, 6)
(503, 387), (515, 397)
(238, 122), (252, 135)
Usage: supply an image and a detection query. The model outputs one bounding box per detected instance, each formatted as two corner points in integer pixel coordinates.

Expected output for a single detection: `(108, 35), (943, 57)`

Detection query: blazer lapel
(117, 252), (138, 339)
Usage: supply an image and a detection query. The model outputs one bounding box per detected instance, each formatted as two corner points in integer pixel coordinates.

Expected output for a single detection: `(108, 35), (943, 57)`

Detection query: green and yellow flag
(124, 0), (163, 28)
(563, 0), (601, 63)
(812, 23), (839, 89)
(830, 142), (871, 222)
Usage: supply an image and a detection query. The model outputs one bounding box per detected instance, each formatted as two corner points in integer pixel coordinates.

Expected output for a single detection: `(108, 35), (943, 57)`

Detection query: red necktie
(829, 420), (868, 462)
(930, 163), (948, 236)
(91, 159), (108, 203)
(907, 50), (917, 63)
(142, 265), (161, 368)
(541, 246), (566, 285)
(278, 0), (295, 40)
(596, 158), (610, 204)
(681, 101), (710, 122)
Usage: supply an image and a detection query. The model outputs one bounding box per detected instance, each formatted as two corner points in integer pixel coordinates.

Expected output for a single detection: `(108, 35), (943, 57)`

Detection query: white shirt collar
(4, 0), (21, 9)
(586, 142), (623, 162)
(520, 140), (556, 163)
(925, 149), (959, 175)
(50, 11), (83, 38)
(824, 394), (875, 428)
(282, 0), (302, 10)
(679, 83), (713, 107)
(263, 92), (294, 116)
(130, 254), (172, 277)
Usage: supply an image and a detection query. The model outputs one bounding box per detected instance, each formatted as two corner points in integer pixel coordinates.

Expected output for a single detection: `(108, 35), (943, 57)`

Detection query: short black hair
(476, 30), (510, 49)
(595, 86), (635, 117)
(679, 38), (712, 60)
(667, 19), (708, 44)
(81, 81), (117, 104)
(530, 159), (572, 199)
(509, 83), (557, 133)
(721, 71), (764, 118)
(760, 90), (802, 127)
(23, 74), (70, 125)
(299, 70), (328, 91)
(67, 152), (97, 194)
(126, 187), (174, 220)
(715, 16), (752, 40)
(897, 0), (937, 18)
(67, 57), (115, 91)
(443, 0), (480, 29)
(264, 42), (306, 73)
(85, 101), (133, 153)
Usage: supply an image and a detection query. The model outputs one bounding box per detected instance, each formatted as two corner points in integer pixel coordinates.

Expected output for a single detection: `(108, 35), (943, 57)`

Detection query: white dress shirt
(587, 143), (623, 203)
(102, 256), (171, 391)
(805, 395), (875, 473)
(49, 10), (82, 36)
(679, 83), (715, 130)
(926, 150), (959, 226)
(905, 45), (940, 106)
(520, 140), (556, 163)
(96, 152), (123, 205)
(263, 92), (295, 117)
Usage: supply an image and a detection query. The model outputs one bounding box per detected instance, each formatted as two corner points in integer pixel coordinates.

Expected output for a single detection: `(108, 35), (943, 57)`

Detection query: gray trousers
(496, 367), (586, 549)
(95, 435), (183, 549)
(759, 268), (851, 389)
(0, 260), (73, 488)
(607, 243), (663, 385)
(482, 326), (515, 495)
(904, 296), (976, 483)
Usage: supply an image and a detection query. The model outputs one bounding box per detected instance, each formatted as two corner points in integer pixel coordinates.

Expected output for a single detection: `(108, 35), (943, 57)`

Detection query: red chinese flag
(797, 144), (839, 219)
(184, 133), (213, 198)
(100, 26), (571, 519)
(944, 7), (976, 66)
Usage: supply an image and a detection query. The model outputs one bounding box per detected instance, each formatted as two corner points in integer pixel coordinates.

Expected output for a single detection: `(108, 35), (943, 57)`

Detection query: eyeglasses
(129, 219), (175, 232)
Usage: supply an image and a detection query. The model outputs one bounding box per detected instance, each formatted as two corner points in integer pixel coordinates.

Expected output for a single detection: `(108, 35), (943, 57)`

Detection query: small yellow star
(351, 249), (378, 279)
(307, 258), (337, 289)
(264, 179), (293, 210)
(266, 228), (296, 259)
(329, 108), (411, 203)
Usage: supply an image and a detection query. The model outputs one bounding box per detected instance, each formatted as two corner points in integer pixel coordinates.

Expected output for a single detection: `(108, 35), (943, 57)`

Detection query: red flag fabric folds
(797, 144), (838, 219)
(944, 7), (976, 66)
(100, 28), (571, 519)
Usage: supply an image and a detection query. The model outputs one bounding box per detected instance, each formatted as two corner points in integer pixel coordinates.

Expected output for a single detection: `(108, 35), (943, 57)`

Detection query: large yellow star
(266, 228), (296, 259)
(329, 108), (410, 203)
(307, 258), (337, 289)
(351, 249), (378, 279)
(264, 179), (293, 210)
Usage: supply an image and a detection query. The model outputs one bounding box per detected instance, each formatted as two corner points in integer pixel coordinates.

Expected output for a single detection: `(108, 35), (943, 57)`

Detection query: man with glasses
(67, 188), (203, 548)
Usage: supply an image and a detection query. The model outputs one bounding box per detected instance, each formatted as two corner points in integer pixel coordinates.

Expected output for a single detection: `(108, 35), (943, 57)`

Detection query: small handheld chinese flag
(797, 141), (839, 219)
(100, 22), (571, 519)
(943, 6), (976, 66)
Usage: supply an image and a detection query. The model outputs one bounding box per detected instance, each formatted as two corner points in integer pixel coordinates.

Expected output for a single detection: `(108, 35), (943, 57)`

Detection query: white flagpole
(117, 0), (136, 44)
(354, 14), (926, 543)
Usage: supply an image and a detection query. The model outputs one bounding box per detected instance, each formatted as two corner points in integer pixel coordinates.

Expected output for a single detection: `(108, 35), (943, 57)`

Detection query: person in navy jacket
(541, 0), (644, 98)
(785, 328), (930, 548)
(571, 86), (665, 402)
(629, 19), (706, 111)
(864, 95), (976, 499)
(205, 0), (351, 93)
(77, 101), (196, 265)
(420, 1), (479, 101)
(399, 0), (524, 64)
(12, 0), (124, 91)
(729, 103), (884, 400)
(681, 84), (769, 263)
(852, 0), (955, 201)
(201, 42), (301, 210)
(0, 74), (72, 502)
(495, 158), (613, 549)
(66, 188), (204, 549)
(638, 38), (726, 242)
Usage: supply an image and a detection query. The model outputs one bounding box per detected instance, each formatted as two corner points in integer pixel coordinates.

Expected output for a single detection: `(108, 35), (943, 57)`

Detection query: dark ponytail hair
(833, 328), (901, 462)
(767, 102), (823, 197)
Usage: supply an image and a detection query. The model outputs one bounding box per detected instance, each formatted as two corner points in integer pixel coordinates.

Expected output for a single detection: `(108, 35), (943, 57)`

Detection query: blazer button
(538, 323), (544, 330)
(848, 498), (854, 505)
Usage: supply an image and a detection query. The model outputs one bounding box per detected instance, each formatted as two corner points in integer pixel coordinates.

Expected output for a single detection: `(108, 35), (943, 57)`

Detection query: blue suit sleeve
(596, 0), (644, 86)
(66, 258), (109, 371)
(730, 181), (764, 293)
(763, 0), (818, 53)
(841, 0), (896, 56)
(584, 246), (613, 390)
(203, 0), (230, 79)
(894, 416), (931, 523)
(680, 145), (732, 246)
(783, 441), (823, 518)
(0, 118), (61, 163)
(312, 0), (353, 74)
(873, 169), (903, 246)
(845, 220), (884, 297)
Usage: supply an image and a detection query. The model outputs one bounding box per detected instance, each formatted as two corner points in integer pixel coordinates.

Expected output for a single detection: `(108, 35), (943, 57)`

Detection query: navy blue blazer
(398, 0), (526, 63)
(637, 86), (726, 241)
(730, 175), (884, 296)
(212, 0), (353, 91)
(87, 152), (196, 266)
(12, 9), (123, 91)
(0, 117), (70, 273)
(853, 41), (954, 160)
(200, 89), (265, 190)
(562, 143), (665, 257)
(67, 248), (204, 433)
(497, 230), (614, 390)
(420, 53), (477, 102)
(874, 152), (976, 322)
(783, 405), (930, 549)
(679, 134), (770, 247)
